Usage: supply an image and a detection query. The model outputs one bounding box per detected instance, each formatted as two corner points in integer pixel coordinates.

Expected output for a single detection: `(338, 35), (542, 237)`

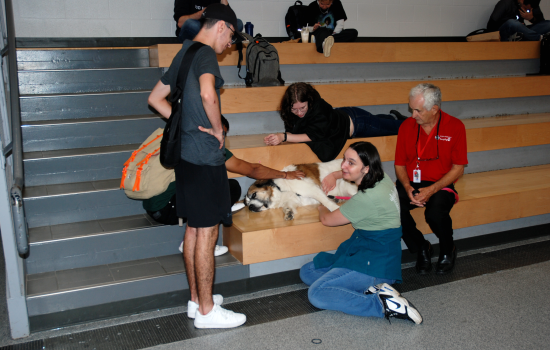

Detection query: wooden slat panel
(226, 117), (550, 178)
(219, 76), (550, 114)
(149, 42), (540, 67)
(227, 165), (550, 264)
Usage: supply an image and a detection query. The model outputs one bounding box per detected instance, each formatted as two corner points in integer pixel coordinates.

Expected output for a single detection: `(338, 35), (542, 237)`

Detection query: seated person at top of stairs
(300, 141), (422, 325)
(487, 0), (550, 41)
(143, 116), (305, 256)
(174, 0), (244, 42)
(263, 82), (405, 162)
(395, 83), (467, 276)
(307, 0), (358, 57)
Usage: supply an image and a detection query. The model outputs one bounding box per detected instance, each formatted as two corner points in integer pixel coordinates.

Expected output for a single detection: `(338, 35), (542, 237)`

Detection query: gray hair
(409, 83), (442, 110)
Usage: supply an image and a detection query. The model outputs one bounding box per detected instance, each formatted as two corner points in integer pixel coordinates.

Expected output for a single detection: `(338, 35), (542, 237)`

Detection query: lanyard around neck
(416, 113), (441, 160)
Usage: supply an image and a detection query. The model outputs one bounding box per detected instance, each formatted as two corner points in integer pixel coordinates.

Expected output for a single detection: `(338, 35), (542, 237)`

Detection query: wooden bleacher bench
(149, 42), (540, 67)
(224, 113), (550, 264)
(224, 164), (550, 264)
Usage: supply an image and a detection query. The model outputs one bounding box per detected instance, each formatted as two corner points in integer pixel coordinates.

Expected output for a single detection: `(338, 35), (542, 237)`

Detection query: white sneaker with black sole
(379, 294), (423, 325)
(178, 242), (228, 257)
(187, 294), (224, 319)
(194, 304), (247, 329)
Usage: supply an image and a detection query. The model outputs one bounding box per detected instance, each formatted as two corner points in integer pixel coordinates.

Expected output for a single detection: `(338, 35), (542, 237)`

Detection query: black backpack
(237, 33), (284, 87)
(160, 42), (204, 168)
(285, 1), (310, 40)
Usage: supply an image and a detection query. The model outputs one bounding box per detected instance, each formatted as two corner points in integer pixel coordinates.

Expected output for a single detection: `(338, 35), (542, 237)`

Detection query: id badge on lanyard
(415, 120), (439, 183)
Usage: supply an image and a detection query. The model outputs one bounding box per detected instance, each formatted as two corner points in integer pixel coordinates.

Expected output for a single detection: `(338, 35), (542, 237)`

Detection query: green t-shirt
(339, 174), (400, 231)
(142, 149), (234, 212)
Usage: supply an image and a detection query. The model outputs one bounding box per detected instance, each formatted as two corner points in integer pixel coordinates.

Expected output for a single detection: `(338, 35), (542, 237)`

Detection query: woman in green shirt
(299, 141), (422, 324)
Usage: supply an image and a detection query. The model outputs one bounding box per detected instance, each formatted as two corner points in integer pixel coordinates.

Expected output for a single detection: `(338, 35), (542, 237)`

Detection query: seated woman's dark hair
(348, 141), (385, 192)
(279, 82), (321, 131)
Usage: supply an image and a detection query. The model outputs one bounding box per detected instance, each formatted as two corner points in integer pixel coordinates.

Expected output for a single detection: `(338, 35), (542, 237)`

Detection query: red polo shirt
(395, 110), (468, 183)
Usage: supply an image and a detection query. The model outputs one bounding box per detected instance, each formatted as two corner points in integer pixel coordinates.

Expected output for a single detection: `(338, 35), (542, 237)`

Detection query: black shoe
(436, 245), (457, 275)
(389, 110), (408, 120)
(415, 241), (433, 275)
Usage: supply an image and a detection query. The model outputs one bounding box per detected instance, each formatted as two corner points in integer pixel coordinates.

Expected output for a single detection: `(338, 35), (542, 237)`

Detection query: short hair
(348, 142), (385, 192)
(199, 18), (222, 29)
(524, 0), (540, 8)
(409, 83), (442, 110)
(221, 115), (230, 133)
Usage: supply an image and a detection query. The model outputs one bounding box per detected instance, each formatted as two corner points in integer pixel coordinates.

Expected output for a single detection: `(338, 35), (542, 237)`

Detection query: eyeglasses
(415, 114), (440, 161)
(291, 104), (308, 114)
(225, 23), (238, 44)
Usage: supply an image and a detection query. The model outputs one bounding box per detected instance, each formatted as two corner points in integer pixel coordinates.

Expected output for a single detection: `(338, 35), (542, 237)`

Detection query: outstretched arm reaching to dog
(225, 156), (305, 180)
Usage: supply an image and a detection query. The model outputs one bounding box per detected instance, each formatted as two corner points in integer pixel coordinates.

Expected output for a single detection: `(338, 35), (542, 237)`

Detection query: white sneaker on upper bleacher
(187, 294), (224, 319)
(323, 36), (334, 57)
(178, 242), (228, 257)
(231, 202), (245, 213)
(194, 304), (247, 328)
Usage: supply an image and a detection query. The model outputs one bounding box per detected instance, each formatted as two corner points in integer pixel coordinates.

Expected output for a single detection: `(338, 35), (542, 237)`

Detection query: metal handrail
(4, 0), (28, 256)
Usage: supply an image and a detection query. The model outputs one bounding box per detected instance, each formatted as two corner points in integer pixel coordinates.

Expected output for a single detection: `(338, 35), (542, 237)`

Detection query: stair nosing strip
(29, 225), (162, 245)
(19, 90), (152, 99)
(24, 186), (120, 199)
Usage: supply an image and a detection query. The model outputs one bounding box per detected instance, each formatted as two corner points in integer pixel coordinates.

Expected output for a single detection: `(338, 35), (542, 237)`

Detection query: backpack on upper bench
(237, 33), (285, 87)
(285, 0), (310, 40)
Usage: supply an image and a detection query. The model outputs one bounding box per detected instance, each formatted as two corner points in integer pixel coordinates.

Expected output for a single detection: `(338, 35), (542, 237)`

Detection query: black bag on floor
(540, 34), (550, 75)
(237, 33), (284, 87)
(160, 42), (204, 168)
(285, 0), (309, 40)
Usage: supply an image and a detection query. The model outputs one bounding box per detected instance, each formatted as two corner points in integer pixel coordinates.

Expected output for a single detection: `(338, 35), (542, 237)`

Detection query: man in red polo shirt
(395, 83), (468, 275)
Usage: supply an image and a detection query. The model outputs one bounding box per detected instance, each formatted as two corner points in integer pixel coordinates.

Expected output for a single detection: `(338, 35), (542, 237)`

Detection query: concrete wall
(11, 0), (550, 38)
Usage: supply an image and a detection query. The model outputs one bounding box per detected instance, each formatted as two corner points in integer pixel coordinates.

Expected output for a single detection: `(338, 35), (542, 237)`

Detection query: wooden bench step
(219, 76), (550, 115)
(149, 42), (539, 68)
(223, 164), (550, 264)
(225, 113), (550, 178)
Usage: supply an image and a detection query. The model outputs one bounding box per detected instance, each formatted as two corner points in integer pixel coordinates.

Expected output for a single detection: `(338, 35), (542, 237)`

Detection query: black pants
(396, 180), (456, 255)
(148, 179), (242, 226)
(312, 27), (358, 53)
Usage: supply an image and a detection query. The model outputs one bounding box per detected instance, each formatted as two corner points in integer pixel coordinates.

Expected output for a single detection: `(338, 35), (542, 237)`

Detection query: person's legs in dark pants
(312, 27), (332, 53)
(499, 19), (544, 41)
(396, 181), (434, 274)
(332, 28), (358, 42)
(340, 107), (403, 138)
(423, 187), (457, 274)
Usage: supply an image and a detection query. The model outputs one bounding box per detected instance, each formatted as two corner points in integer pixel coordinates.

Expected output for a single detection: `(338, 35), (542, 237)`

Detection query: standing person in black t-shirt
(174, 0), (243, 42)
(307, 0), (358, 57)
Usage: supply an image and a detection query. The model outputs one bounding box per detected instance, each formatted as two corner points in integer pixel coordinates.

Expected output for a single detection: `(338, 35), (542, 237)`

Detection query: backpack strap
(173, 42), (206, 102)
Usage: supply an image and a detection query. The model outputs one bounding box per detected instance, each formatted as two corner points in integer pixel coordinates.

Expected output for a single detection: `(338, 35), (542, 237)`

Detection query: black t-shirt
(173, 0), (221, 36)
(288, 98), (350, 162)
(307, 0), (347, 31)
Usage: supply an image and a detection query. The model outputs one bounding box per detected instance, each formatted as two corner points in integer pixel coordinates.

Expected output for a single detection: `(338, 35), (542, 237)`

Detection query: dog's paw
(325, 202), (340, 212)
(283, 208), (295, 221)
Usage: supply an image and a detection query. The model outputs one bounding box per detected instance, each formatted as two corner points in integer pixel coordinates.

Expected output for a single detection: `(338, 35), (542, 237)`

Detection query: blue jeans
(499, 19), (550, 41)
(300, 261), (395, 317)
(336, 107), (403, 138)
(178, 18), (244, 42)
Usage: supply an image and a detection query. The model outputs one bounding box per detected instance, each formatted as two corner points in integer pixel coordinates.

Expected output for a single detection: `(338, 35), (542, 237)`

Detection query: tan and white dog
(244, 159), (358, 220)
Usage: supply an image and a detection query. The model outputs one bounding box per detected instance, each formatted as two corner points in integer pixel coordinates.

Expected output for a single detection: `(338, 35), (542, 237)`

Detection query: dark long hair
(348, 142), (385, 192)
(278, 82), (321, 131)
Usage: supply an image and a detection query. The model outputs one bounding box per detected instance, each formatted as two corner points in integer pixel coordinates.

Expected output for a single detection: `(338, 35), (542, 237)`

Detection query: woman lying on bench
(299, 142), (422, 324)
(263, 82), (405, 162)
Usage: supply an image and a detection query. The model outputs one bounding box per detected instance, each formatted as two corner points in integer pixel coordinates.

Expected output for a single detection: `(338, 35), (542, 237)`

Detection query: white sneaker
(323, 36), (334, 57)
(214, 245), (229, 256)
(179, 242), (228, 257)
(380, 294), (423, 325)
(187, 294), (224, 319)
(231, 202), (245, 213)
(365, 283), (401, 298)
(194, 304), (246, 328)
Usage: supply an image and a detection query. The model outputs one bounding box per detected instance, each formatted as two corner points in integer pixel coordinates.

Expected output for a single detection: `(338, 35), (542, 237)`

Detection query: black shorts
(175, 159), (232, 228)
